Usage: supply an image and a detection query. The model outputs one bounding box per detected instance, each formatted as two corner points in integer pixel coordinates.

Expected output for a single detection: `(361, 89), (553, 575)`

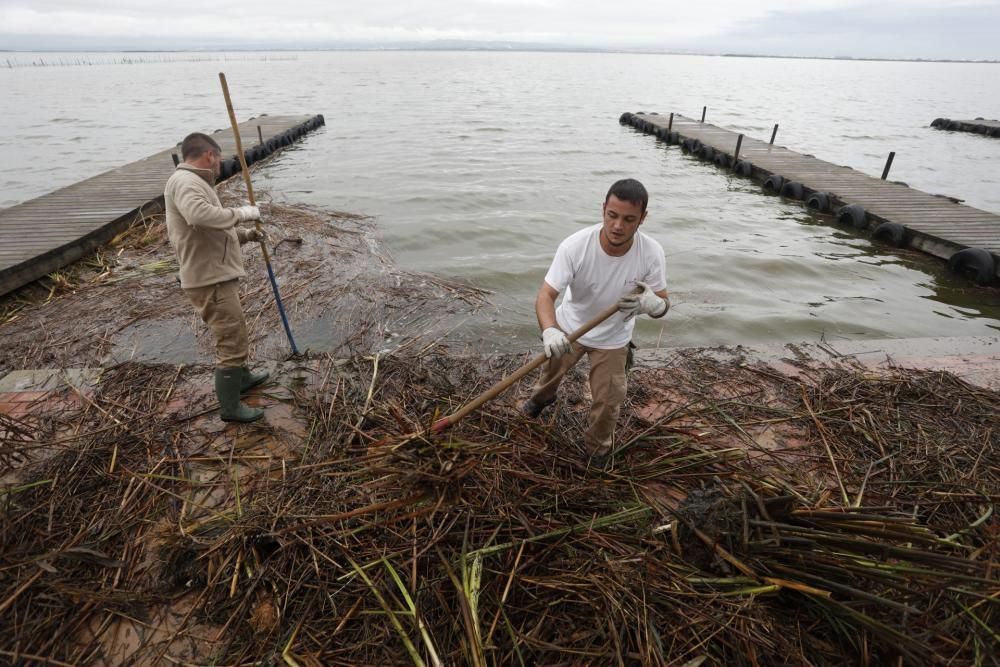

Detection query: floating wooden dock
(0, 114), (325, 297)
(621, 112), (1000, 285)
(931, 117), (1000, 138)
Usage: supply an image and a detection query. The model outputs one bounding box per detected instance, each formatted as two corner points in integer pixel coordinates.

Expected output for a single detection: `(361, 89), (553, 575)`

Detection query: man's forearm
(535, 292), (559, 331)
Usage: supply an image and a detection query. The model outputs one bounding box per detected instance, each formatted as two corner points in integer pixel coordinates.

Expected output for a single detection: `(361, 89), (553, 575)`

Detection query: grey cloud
(687, 3), (1000, 60)
(1, 0), (997, 60)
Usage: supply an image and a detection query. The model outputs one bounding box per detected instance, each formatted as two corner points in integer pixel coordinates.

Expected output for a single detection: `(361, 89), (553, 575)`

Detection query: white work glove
(234, 205), (260, 222)
(244, 228), (268, 243)
(617, 281), (669, 321)
(541, 327), (571, 359)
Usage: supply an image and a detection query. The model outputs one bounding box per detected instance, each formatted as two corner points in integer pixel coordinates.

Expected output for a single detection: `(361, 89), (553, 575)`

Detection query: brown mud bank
(0, 181), (493, 373)
(1, 346), (997, 665)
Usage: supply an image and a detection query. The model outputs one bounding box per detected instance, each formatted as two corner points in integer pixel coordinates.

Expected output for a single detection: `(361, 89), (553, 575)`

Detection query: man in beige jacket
(165, 132), (269, 423)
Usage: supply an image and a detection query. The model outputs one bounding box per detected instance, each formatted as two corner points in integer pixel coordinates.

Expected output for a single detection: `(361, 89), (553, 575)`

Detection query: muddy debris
(0, 348), (997, 665)
(0, 183), (493, 372)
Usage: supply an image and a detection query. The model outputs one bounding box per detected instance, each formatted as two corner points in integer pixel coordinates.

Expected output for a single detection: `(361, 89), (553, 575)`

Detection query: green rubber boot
(215, 367), (264, 423)
(240, 366), (270, 393)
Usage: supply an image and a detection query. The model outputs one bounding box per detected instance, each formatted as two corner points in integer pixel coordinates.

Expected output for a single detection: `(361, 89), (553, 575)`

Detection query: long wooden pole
(429, 291), (635, 434)
(219, 72), (300, 356)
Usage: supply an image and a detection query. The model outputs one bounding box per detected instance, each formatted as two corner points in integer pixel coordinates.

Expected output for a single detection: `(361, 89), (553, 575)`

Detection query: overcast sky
(1, 0), (998, 60)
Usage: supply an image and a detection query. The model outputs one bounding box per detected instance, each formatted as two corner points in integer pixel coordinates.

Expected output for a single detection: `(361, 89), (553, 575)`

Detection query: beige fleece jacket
(165, 164), (254, 289)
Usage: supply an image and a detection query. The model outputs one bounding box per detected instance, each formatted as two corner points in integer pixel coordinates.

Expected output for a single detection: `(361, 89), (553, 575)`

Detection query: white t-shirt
(544, 224), (668, 349)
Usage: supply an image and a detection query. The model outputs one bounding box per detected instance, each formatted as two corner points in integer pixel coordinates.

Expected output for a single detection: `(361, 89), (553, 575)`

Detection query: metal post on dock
(881, 152), (896, 180)
(171, 153), (179, 167)
(257, 125), (264, 145)
(668, 113), (673, 132)
(770, 124), (779, 145)
(733, 134), (744, 167)
(701, 106), (707, 123)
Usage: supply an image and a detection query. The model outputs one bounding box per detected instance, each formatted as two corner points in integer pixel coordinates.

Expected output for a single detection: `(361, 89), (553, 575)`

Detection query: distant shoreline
(0, 48), (997, 65)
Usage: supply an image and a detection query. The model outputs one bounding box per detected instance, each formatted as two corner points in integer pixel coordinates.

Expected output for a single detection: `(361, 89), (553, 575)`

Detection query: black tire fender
(714, 153), (732, 168)
(668, 131), (680, 144)
(930, 118), (947, 128)
(872, 221), (906, 247)
(700, 145), (716, 161)
(837, 204), (868, 229)
(619, 112), (633, 125)
(806, 191), (830, 212)
(948, 247), (996, 286)
(317, 114), (326, 126)
(733, 160), (752, 177)
(218, 159), (236, 181)
(780, 181), (804, 199)
(762, 174), (784, 193)
(945, 120), (961, 130)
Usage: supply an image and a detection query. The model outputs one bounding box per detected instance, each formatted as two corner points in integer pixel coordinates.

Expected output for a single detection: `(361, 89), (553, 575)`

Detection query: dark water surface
(2, 51), (999, 351)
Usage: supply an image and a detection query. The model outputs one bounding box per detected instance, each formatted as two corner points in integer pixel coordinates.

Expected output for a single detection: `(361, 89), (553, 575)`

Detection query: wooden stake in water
(881, 152), (896, 180)
(733, 134), (744, 168)
(701, 106), (707, 123)
(770, 124), (779, 145)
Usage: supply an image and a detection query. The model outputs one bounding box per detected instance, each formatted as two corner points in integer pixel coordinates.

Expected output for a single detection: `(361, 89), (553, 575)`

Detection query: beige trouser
(183, 279), (249, 368)
(529, 341), (629, 456)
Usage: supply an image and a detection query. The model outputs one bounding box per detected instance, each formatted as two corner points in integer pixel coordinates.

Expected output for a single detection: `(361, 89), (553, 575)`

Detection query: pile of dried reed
(1, 352), (997, 665)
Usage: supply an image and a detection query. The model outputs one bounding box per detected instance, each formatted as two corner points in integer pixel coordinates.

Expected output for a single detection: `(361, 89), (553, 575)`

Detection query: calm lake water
(2, 51), (999, 351)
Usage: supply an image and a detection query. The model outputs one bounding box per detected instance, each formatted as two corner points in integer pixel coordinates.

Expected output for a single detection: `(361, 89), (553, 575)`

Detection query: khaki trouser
(529, 341), (629, 456)
(183, 279), (249, 368)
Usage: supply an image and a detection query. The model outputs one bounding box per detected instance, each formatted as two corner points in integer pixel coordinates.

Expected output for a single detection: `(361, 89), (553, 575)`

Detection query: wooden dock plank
(624, 113), (1000, 282)
(0, 114), (324, 296)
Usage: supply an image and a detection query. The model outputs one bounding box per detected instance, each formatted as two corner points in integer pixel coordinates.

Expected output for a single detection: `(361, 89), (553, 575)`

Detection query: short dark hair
(605, 178), (648, 212)
(180, 132), (222, 161)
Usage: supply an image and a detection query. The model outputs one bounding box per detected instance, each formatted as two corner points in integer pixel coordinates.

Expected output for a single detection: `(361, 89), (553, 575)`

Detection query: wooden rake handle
(429, 289), (637, 434)
(219, 73), (272, 258)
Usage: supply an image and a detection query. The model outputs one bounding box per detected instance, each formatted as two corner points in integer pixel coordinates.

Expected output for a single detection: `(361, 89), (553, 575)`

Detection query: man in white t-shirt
(522, 178), (669, 466)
